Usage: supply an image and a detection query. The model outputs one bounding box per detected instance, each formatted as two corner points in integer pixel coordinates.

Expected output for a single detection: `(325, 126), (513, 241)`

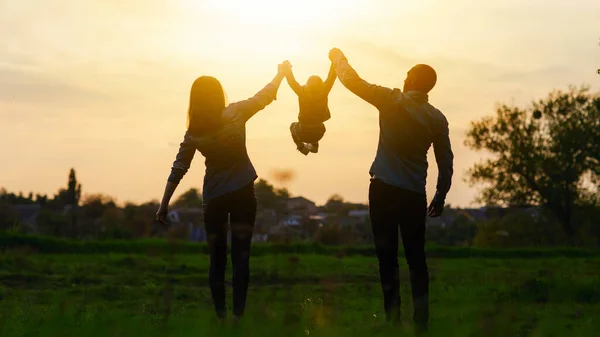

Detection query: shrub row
(1, 232), (599, 258)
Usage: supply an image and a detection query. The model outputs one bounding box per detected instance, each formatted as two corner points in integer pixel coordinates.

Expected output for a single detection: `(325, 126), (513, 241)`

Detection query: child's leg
(289, 122), (303, 148)
(305, 124), (325, 153)
(290, 122), (309, 155)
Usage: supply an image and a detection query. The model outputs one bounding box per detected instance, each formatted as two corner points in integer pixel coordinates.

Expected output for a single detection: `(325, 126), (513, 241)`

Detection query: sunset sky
(1, 0), (599, 207)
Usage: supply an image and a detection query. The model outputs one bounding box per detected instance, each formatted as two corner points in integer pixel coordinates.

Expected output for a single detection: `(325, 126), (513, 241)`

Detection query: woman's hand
(271, 61), (291, 87)
(156, 181), (178, 224)
(156, 204), (169, 225)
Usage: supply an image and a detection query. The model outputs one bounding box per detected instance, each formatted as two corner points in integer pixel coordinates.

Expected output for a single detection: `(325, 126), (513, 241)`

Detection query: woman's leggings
(203, 182), (257, 317)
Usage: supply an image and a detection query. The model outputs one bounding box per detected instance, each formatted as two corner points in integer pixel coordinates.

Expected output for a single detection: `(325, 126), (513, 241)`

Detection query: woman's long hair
(186, 76), (227, 136)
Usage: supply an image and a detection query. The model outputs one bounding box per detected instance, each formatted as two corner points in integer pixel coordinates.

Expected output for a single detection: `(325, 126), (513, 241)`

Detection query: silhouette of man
(329, 48), (453, 331)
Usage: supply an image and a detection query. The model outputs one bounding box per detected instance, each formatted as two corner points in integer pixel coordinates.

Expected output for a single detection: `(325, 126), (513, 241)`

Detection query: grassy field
(1, 248), (600, 336)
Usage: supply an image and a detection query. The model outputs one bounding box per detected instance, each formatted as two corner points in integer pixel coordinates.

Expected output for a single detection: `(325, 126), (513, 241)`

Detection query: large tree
(66, 168), (82, 206)
(465, 86), (600, 239)
(50, 168), (83, 237)
(51, 168), (82, 209)
(172, 188), (203, 209)
(254, 179), (289, 211)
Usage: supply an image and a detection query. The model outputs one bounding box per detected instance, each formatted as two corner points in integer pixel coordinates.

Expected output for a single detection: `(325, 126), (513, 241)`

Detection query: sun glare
(207, 0), (341, 25)
(175, 0), (368, 67)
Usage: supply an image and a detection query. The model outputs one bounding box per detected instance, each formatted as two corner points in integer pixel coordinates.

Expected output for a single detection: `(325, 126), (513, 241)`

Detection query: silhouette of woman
(156, 61), (290, 322)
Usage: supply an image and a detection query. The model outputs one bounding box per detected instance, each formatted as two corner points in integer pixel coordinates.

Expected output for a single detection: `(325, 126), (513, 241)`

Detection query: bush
(314, 224), (358, 246)
(36, 209), (71, 237)
(0, 204), (18, 231)
(427, 214), (478, 246)
(474, 210), (568, 248)
(1, 232), (599, 258)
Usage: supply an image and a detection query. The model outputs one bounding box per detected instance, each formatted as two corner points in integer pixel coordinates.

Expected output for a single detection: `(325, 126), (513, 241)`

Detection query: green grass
(2, 232), (600, 258)
(1, 250), (600, 336)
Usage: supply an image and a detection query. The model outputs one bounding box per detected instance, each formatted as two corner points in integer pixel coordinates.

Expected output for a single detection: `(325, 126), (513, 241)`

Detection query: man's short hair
(409, 64), (437, 93)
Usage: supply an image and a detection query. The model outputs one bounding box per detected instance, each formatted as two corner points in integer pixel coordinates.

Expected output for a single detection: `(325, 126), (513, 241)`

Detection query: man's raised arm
(329, 48), (395, 109)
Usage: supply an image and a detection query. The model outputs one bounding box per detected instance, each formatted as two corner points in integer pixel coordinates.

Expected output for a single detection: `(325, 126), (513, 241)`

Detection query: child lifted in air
(284, 60), (336, 155)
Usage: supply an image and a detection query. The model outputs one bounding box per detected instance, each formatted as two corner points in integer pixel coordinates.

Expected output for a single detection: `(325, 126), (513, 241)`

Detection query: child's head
(305, 75), (325, 96)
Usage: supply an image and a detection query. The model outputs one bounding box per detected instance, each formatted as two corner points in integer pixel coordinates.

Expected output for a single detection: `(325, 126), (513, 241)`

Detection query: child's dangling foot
(308, 142), (319, 153)
(298, 144), (310, 156)
(290, 122), (310, 155)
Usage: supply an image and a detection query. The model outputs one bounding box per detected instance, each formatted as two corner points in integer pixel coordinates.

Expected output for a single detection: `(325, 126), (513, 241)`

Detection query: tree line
(1, 85), (599, 247)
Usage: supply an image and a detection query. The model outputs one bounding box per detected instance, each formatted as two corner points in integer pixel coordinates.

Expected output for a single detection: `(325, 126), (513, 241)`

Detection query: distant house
(13, 204), (41, 233)
(314, 212), (329, 221)
(280, 214), (303, 227)
(310, 214), (326, 222)
(286, 197), (318, 216)
(348, 209), (369, 220)
(168, 207), (203, 224)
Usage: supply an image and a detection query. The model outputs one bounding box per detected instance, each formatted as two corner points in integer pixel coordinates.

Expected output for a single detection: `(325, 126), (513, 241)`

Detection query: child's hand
(278, 60), (291, 76)
(329, 48), (345, 62)
(282, 60), (292, 75)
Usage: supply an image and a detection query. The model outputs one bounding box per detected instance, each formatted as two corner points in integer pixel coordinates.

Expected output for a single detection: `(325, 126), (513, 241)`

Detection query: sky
(1, 0), (599, 207)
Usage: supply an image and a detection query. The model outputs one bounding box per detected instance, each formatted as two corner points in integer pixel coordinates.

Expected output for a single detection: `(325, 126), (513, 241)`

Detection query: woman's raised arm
(226, 62), (291, 122)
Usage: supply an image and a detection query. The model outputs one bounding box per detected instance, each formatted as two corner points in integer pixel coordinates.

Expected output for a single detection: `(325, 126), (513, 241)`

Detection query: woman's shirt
(167, 83), (279, 201)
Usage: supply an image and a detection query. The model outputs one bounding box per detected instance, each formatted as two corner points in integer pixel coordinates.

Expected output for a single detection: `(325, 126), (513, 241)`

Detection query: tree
(172, 188), (203, 209)
(96, 206), (129, 240)
(81, 194), (116, 219)
(123, 201), (160, 238)
(255, 179), (277, 209)
(37, 209), (70, 237)
(35, 194), (48, 205)
(254, 179), (289, 212)
(51, 168), (82, 207)
(0, 203), (18, 230)
(275, 187), (290, 200)
(465, 86), (600, 240)
(473, 210), (566, 248)
(323, 194), (345, 214)
(0, 189), (36, 205)
(66, 168), (82, 206)
(48, 168), (83, 237)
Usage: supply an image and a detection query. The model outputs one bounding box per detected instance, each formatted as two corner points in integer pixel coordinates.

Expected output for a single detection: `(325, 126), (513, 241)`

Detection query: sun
(177, 0), (366, 64)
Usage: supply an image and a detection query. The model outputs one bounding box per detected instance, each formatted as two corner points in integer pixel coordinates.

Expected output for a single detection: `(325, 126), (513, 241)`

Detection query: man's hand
(329, 48), (345, 63)
(427, 194), (445, 218)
